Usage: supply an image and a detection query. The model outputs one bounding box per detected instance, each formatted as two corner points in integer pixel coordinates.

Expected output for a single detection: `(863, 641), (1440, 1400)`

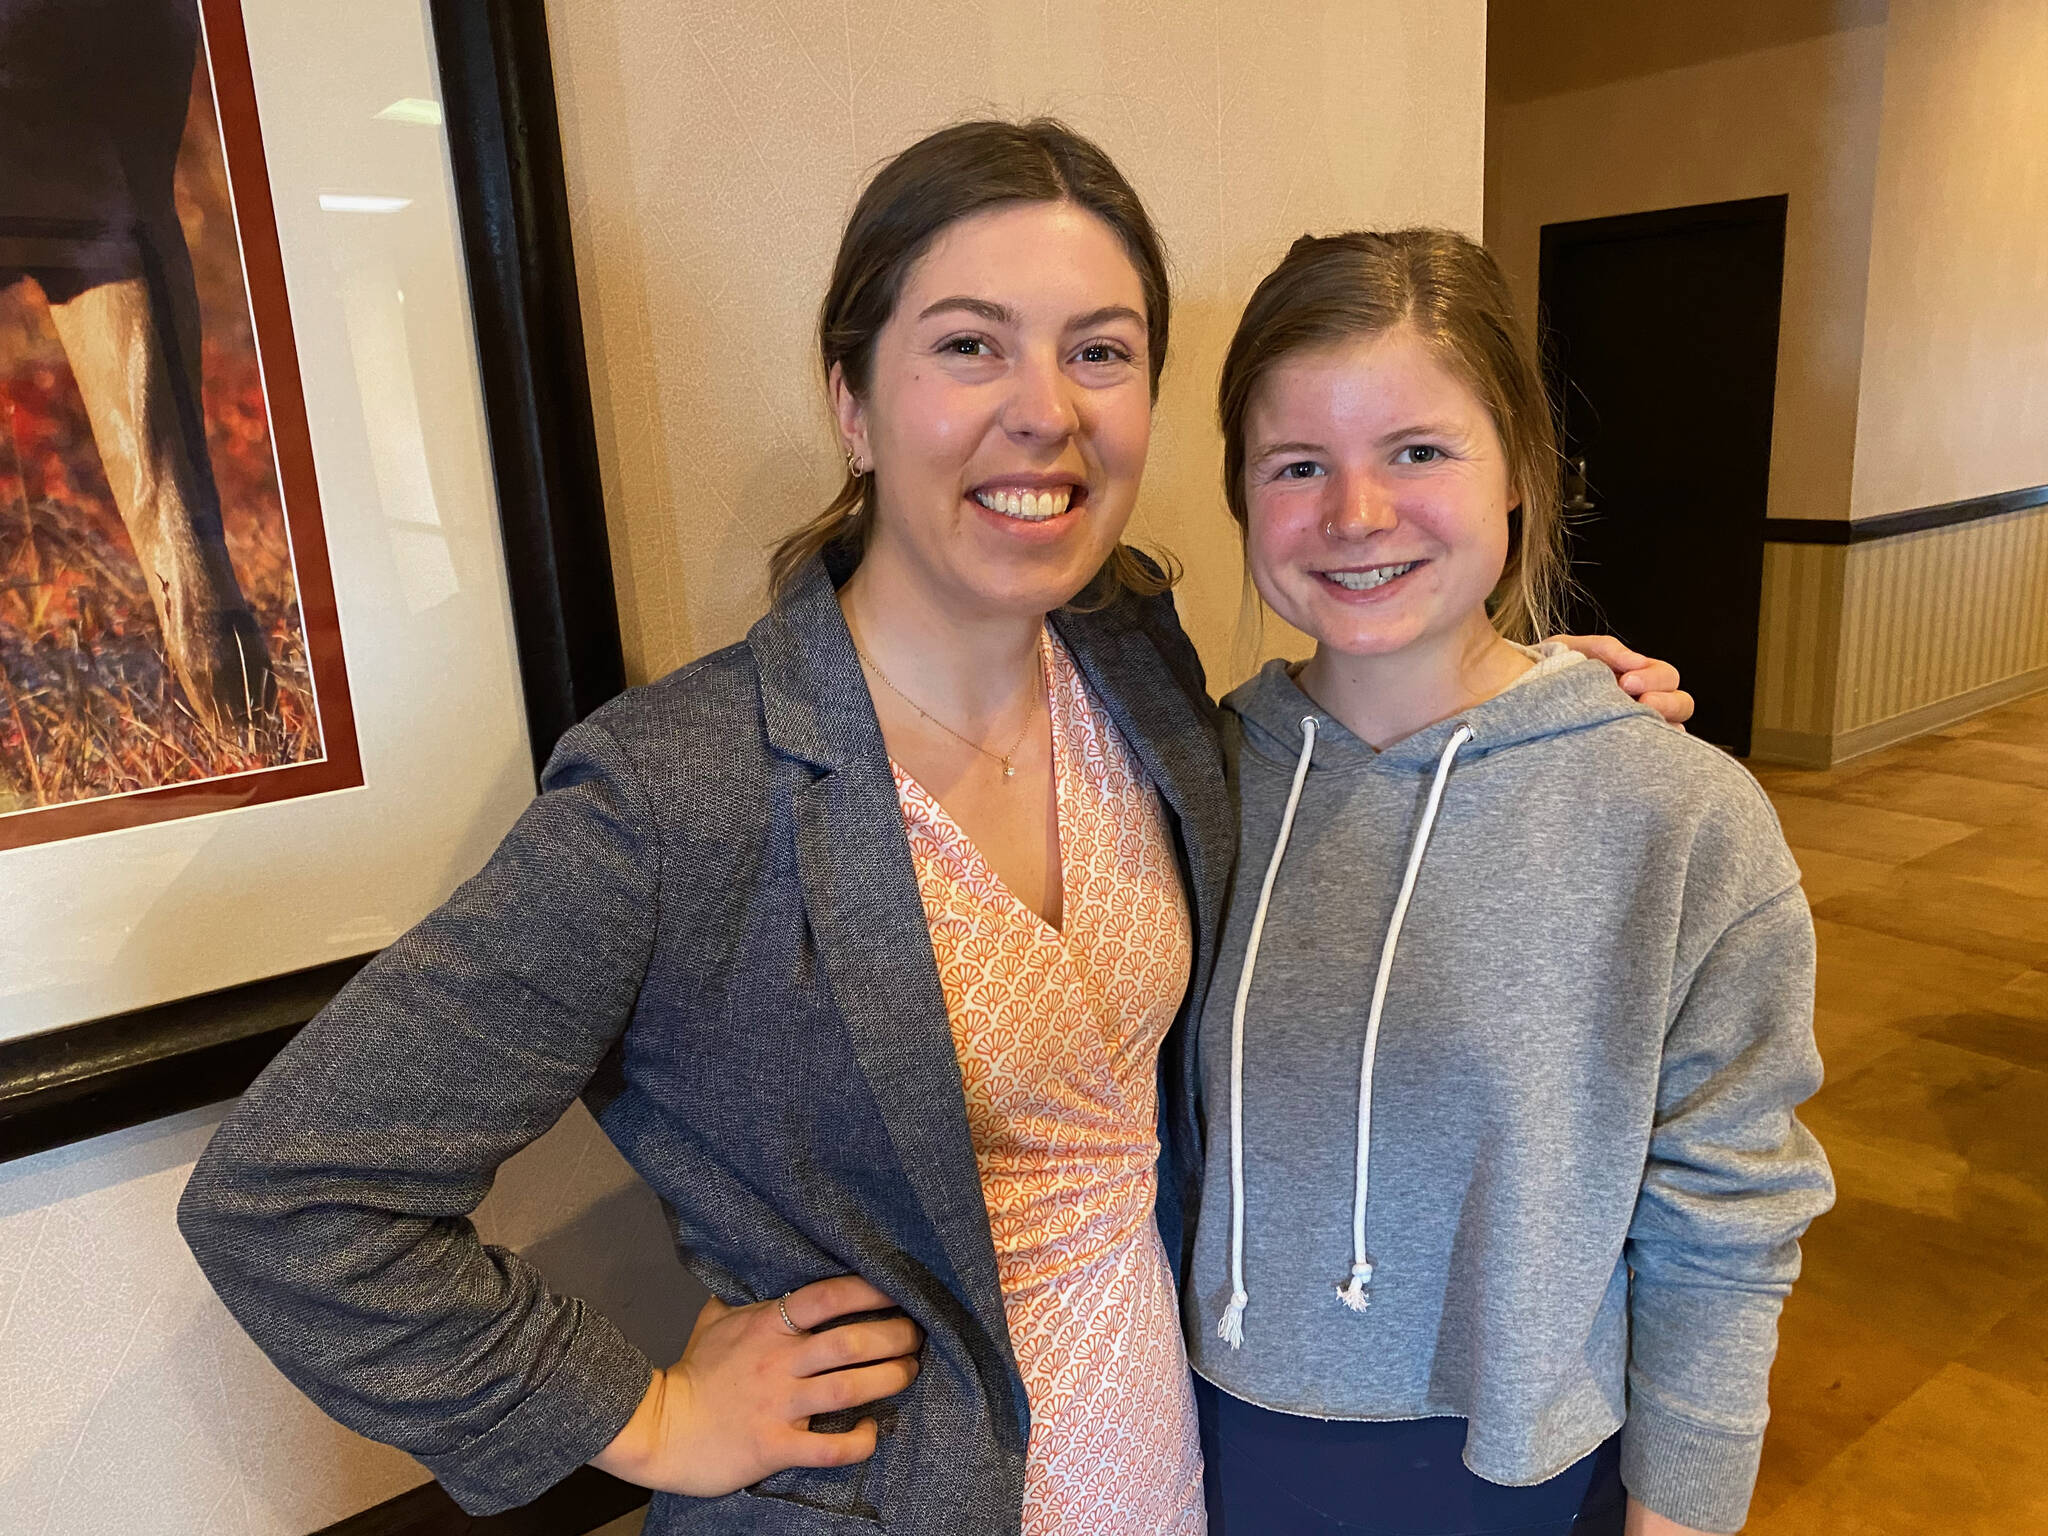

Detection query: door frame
(1537, 192), (1789, 344)
(1537, 192), (1789, 474)
(1537, 193), (1789, 756)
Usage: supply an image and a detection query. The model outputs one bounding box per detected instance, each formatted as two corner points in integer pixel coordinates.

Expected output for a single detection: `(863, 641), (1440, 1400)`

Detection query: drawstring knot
(1217, 1288), (1249, 1347)
(1336, 1260), (1374, 1313)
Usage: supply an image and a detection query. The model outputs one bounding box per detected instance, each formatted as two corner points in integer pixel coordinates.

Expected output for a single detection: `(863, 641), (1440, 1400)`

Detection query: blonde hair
(1216, 228), (1566, 643)
(769, 118), (1179, 608)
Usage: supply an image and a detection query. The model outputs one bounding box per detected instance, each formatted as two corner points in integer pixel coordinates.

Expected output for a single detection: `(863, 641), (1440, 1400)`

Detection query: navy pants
(1197, 1378), (1626, 1536)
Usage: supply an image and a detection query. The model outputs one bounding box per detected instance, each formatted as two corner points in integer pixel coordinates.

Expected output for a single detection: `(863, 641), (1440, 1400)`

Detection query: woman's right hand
(590, 1275), (924, 1498)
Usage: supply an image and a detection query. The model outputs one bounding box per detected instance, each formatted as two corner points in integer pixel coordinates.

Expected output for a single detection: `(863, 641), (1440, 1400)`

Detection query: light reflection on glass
(375, 96), (442, 126)
(318, 193), (413, 214)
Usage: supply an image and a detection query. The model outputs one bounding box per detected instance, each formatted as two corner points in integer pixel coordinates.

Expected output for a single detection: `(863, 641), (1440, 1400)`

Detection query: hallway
(1745, 689), (2048, 1533)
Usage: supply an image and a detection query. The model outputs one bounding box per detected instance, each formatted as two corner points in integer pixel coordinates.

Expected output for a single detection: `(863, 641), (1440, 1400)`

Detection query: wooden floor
(1742, 689), (2048, 1535)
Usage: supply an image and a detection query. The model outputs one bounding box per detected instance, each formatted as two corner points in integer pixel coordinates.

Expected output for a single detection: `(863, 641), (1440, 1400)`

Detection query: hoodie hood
(1223, 642), (1661, 777)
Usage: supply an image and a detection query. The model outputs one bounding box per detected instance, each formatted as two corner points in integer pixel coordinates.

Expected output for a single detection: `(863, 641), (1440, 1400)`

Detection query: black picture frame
(0, 0), (623, 1167)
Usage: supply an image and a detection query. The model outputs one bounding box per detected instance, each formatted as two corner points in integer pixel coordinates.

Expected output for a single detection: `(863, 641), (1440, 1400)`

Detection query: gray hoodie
(1184, 647), (1834, 1535)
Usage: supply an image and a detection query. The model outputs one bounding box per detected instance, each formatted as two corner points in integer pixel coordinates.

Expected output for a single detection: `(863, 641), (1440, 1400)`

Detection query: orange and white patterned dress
(892, 630), (1205, 1536)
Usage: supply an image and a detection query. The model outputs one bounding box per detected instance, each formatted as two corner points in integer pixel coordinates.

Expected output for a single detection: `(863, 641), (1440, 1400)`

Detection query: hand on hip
(592, 1274), (924, 1498)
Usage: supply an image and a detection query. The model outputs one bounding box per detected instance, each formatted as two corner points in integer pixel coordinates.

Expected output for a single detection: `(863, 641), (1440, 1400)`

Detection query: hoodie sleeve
(175, 716), (660, 1515)
(1621, 881), (1835, 1534)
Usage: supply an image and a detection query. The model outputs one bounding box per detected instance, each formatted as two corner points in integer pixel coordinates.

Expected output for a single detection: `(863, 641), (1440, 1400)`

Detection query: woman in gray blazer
(178, 120), (1686, 1536)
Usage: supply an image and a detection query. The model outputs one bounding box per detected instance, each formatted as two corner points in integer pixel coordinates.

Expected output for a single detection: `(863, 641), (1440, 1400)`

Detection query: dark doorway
(1539, 195), (1787, 755)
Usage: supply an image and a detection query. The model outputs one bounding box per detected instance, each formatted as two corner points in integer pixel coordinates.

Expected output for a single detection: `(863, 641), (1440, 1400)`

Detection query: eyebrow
(1381, 419), (1465, 444)
(914, 297), (1147, 332)
(1068, 304), (1146, 333)
(918, 296), (1013, 325)
(1252, 422), (1468, 460)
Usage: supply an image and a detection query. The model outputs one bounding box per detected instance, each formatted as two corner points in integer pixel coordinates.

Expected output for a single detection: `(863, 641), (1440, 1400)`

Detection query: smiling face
(1243, 325), (1517, 661)
(833, 200), (1154, 622)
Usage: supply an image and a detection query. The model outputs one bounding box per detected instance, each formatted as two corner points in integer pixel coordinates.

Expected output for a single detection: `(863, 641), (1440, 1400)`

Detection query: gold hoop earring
(845, 448), (868, 477)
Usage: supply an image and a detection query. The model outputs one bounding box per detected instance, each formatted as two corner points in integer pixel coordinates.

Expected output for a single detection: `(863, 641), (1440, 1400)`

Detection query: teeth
(1326, 562), (1417, 591)
(975, 487), (1073, 521)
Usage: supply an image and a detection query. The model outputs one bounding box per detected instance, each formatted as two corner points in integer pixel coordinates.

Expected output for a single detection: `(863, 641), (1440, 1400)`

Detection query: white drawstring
(1217, 715), (1319, 1349)
(1336, 725), (1473, 1313)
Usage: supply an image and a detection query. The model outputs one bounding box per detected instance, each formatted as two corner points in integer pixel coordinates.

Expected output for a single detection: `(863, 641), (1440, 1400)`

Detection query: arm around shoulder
(177, 713), (667, 1514)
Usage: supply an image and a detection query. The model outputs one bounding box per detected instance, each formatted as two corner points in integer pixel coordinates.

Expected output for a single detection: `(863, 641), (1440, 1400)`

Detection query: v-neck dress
(891, 630), (1204, 1536)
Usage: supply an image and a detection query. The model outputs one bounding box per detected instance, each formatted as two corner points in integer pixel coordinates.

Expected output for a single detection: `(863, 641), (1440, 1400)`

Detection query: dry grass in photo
(0, 317), (322, 817)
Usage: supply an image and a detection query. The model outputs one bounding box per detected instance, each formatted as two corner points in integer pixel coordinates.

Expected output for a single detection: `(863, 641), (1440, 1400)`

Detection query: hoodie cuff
(1620, 1392), (1764, 1535)
(417, 1301), (654, 1515)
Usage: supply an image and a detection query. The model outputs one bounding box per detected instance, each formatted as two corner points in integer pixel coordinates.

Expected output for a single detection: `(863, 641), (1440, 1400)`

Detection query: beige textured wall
(1847, 0), (2048, 517)
(1489, 0), (1890, 105)
(1484, 24), (1890, 525)
(544, 0), (1488, 688)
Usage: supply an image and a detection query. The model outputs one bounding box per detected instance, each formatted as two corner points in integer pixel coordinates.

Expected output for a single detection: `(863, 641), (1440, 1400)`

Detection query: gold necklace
(852, 637), (1045, 781)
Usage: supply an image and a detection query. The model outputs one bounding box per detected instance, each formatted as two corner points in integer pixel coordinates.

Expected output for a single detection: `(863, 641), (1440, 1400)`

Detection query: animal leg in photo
(46, 265), (276, 730)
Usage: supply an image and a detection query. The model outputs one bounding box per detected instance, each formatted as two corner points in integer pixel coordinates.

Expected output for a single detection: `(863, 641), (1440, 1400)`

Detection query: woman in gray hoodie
(1183, 231), (1834, 1536)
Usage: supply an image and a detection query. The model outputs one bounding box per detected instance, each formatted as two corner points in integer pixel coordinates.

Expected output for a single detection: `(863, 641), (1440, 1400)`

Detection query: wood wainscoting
(1755, 491), (2048, 766)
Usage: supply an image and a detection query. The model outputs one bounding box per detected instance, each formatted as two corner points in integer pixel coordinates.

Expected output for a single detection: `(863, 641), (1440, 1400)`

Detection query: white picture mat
(0, 0), (536, 1042)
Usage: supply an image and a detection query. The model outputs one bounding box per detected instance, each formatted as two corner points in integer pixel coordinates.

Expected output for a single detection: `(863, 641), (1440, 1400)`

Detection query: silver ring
(776, 1293), (807, 1336)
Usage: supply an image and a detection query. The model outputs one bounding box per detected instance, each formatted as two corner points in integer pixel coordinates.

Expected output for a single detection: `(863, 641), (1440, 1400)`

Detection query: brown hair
(768, 118), (1179, 605)
(1216, 228), (1566, 643)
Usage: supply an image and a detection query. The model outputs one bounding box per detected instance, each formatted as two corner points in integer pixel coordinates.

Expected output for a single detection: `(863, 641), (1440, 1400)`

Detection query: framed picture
(0, 0), (622, 1161)
(0, 0), (361, 851)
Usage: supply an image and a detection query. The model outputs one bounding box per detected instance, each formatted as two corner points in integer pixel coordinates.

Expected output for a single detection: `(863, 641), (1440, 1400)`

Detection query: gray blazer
(177, 552), (1233, 1535)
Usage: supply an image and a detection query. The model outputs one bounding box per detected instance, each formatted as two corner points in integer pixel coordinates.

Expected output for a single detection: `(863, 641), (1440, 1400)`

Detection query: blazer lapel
(750, 561), (1020, 1409)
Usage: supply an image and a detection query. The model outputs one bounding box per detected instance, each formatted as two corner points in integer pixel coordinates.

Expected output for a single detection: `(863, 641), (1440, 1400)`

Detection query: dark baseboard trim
(0, 955), (373, 1164)
(312, 1468), (648, 1536)
(1764, 484), (2048, 544)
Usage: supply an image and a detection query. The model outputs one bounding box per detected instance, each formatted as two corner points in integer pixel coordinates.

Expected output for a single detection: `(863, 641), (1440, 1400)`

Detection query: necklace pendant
(1002, 757), (1015, 779)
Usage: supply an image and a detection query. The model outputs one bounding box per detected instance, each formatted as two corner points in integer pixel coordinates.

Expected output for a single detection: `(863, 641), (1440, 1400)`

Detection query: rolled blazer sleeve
(177, 716), (663, 1514)
(1622, 883), (1835, 1534)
